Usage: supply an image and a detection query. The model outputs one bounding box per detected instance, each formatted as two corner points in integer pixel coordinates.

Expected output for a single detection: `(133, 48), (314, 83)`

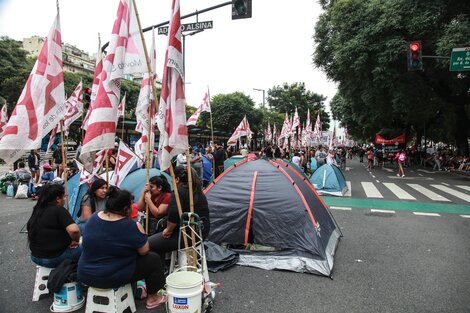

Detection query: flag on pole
(186, 89), (211, 126)
(63, 81), (84, 131)
(82, 39), (104, 131)
(156, 0), (188, 171)
(0, 12), (65, 163)
(75, 160), (94, 185)
(227, 116), (251, 146)
(117, 93), (126, 118)
(292, 107), (300, 131)
(135, 28), (157, 161)
(81, 0), (147, 171)
(272, 123), (277, 144)
(265, 121), (272, 142)
(110, 141), (143, 187)
(329, 123), (336, 150)
(0, 102), (8, 139)
(313, 113), (322, 143)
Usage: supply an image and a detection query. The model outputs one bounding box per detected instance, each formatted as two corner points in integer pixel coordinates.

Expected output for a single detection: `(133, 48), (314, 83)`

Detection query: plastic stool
(85, 284), (136, 313)
(32, 265), (53, 301)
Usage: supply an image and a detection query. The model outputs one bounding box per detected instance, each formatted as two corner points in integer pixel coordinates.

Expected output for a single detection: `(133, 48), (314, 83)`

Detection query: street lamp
(253, 88), (266, 108)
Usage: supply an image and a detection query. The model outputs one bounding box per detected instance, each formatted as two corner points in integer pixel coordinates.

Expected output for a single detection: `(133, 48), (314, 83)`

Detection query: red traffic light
(85, 88), (92, 94)
(410, 42), (420, 52)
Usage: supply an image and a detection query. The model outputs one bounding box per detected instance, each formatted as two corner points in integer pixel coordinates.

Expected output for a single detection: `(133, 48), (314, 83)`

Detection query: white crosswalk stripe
(383, 183), (415, 200)
(456, 185), (470, 192)
(407, 184), (450, 202)
(431, 185), (470, 203)
(361, 182), (383, 198)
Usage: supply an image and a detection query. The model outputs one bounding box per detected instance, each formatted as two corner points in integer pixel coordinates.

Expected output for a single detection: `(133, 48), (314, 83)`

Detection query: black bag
(47, 259), (78, 293)
(142, 216), (167, 236)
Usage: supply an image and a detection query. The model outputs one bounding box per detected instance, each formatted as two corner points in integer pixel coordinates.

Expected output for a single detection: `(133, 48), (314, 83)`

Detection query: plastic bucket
(50, 282), (85, 312)
(166, 271), (203, 313)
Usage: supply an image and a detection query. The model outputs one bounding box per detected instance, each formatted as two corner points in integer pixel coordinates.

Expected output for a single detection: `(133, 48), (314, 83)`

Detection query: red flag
(110, 141), (143, 187)
(227, 116), (251, 146)
(0, 102), (8, 139)
(156, 0), (188, 171)
(186, 88), (211, 126)
(117, 93), (126, 119)
(80, 0), (147, 171)
(265, 121), (272, 142)
(0, 12), (65, 163)
(47, 124), (59, 153)
(292, 107), (300, 131)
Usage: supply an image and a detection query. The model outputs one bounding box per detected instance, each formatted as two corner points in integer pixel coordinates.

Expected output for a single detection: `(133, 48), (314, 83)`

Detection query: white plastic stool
(32, 265), (53, 301)
(85, 284), (136, 313)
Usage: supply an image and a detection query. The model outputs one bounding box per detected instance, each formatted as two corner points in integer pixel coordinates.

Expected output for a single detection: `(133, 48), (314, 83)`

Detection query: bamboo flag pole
(185, 150), (197, 269)
(60, 121), (69, 210)
(105, 151), (109, 185)
(120, 92), (126, 140)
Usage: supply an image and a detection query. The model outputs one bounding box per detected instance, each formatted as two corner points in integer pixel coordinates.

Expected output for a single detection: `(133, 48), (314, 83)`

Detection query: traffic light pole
(102, 1), (233, 52)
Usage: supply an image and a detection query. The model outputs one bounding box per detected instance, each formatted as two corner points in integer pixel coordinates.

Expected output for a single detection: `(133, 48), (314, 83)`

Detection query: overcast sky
(0, 0), (338, 127)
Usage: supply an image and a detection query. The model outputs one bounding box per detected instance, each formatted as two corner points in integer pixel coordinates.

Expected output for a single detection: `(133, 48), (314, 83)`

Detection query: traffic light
(84, 87), (91, 104)
(408, 41), (423, 71)
(232, 0), (252, 20)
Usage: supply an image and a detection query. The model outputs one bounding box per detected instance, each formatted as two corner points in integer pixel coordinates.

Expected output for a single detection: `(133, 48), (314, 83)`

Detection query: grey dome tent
(204, 158), (341, 276)
(309, 164), (348, 197)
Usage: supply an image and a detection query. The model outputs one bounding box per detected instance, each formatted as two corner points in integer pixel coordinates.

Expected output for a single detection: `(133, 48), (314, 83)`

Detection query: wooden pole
(60, 122), (69, 210)
(120, 92), (126, 140)
(105, 151), (109, 185)
(208, 87), (216, 180)
(185, 150), (197, 269)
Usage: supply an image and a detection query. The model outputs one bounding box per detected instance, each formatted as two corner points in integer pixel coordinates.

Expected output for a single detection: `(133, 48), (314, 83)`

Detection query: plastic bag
(6, 183), (14, 197)
(15, 184), (29, 199)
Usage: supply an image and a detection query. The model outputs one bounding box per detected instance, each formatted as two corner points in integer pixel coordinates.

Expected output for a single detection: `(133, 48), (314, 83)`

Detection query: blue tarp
(119, 168), (173, 200)
(67, 173), (89, 220)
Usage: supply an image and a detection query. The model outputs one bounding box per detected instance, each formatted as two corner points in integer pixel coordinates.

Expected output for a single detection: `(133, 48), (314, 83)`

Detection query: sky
(0, 0), (338, 128)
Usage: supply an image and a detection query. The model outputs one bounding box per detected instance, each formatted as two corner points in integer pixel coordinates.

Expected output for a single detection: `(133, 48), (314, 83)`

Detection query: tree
(266, 82), (330, 130)
(313, 0), (470, 154)
(205, 91), (263, 137)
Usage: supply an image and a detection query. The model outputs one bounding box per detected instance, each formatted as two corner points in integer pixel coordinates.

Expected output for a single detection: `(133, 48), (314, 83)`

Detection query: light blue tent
(309, 164), (348, 196)
(120, 168), (173, 200)
(67, 173), (89, 221)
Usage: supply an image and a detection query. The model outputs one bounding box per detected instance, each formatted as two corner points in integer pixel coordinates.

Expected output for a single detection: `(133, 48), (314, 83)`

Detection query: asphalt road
(1, 159), (470, 313)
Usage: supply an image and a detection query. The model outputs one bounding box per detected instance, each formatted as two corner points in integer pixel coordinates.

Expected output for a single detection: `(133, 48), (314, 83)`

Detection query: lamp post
(253, 88), (266, 108)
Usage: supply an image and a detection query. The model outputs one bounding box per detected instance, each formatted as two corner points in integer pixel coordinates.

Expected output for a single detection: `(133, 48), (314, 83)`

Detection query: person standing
(213, 142), (226, 178)
(52, 146), (63, 178)
(395, 149), (407, 177)
(28, 149), (41, 184)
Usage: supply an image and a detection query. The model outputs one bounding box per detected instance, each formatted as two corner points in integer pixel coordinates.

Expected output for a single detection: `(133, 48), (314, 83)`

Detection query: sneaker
(402, 174), (405, 177)
(397, 174), (400, 177)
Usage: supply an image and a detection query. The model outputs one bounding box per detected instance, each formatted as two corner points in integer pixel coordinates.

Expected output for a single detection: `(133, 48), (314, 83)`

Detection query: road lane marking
(383, 183), (416, 200)
(329, 206), (351, 211)
(345, 181), (352, 197)
(407, 184), (450, 202)
(361, 182), (383, 198)
(442, 182), (450, 186)
(371, 209), (395, 214)
(387, 176), (433, 180)
(413, 212), (441, 217)
(382, 168), (394, 173)
(431, 185), (470, 203)
(460, 215), (470, 219)
(456, 185), (470, 192)
(417, 169), (435, 174)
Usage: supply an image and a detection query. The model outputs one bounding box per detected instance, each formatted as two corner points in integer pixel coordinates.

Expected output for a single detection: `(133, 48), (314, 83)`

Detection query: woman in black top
(148, 166), (210, 255)
(27, 184), (81, 268)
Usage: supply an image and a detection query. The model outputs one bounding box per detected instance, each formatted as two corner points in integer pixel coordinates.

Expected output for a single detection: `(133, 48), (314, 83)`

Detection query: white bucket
(166, 271), (203, 313)
(50, 282), (85, 312)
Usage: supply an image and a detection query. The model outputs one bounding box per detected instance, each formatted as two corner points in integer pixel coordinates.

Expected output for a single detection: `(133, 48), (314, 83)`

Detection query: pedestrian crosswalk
(344, 181), (470, 203)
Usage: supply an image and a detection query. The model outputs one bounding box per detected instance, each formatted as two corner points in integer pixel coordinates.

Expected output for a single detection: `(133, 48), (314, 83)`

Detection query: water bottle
(6, 184), (14, 198)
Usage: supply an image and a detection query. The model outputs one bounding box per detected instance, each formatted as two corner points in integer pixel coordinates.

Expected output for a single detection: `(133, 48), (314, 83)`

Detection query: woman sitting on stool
(78, 188), (166, 309)
(76, 178), (108, 233)
(27, 184), (81, 268)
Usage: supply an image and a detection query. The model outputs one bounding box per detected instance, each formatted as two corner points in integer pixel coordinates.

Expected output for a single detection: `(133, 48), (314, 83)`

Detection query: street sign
(449, 47), (470, 71)
(158, 21), (213, 35)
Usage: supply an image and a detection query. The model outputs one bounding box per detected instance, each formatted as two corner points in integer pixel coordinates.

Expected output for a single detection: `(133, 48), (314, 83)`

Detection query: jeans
(31, 246), (82, 268)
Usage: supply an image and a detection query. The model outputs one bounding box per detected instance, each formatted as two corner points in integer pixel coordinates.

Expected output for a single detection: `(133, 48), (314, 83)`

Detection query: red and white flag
(0, 12), (65, 163)
(265, 121), (272, 142)
(313, 113), (322, 143)
(75, 160), (94, 185)
(82, 41), (104, 131)
(110, 141), (143, 187)
(80, 0), (147, 171)
(292, 107), (300, 131)
(186, 89), (211, 126)
(156, 0), (189, 171)
(117, 93), (126, 118)
(227, 116), (251, 146)
(305, 109), (311, 147)
(63, 81), (84, 131)
(0, 102), (8, 139)
(135, 28), (157, 161)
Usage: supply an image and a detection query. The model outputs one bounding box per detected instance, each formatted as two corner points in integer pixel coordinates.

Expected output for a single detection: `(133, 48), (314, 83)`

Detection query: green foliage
(267, 82), (330, 130)
(313, 0), (470, 152)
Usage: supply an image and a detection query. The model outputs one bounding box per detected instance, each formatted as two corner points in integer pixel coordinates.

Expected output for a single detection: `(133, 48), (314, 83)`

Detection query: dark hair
(174, 165), (202, 193)
(105, 187), (132, 216)
(85, 178), (108, 213)
(149, 175), (171, 193)
(27, 184), (65, 242)
(18, 162), (25, 168)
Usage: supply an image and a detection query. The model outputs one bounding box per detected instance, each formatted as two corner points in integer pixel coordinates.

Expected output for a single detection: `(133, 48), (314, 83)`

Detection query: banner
(374, 133), (406, 145)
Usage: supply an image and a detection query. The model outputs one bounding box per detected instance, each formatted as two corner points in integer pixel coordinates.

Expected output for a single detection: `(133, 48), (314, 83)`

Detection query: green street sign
(450, 47), (470, 71)
(158, 21), (213, 35)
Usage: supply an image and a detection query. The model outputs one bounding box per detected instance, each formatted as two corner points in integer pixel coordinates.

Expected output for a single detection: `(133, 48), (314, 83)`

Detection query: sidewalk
(0, 163), (13, 175)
